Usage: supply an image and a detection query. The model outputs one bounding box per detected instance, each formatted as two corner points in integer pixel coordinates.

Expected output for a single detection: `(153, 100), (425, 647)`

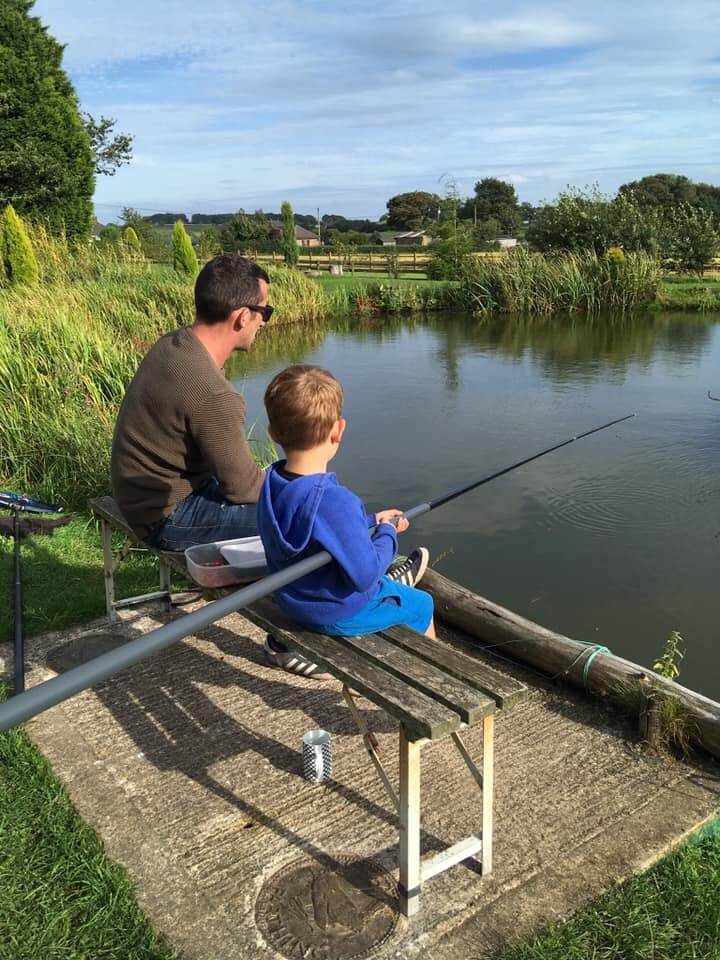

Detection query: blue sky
(34, 0), (720, 222)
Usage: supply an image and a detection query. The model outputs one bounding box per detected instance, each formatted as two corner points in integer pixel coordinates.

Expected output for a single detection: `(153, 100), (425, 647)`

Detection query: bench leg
(102, 519), (118, 624)
(159, 558), (172, 611)
(482, 714), (494, 876)
(399, 725), (421, 917)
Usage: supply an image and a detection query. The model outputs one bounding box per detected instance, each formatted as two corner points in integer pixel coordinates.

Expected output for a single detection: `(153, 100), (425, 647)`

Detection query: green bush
(123, 226), (141, 254)
(2, 205), (38, 287)
(172, 220), (199, 278)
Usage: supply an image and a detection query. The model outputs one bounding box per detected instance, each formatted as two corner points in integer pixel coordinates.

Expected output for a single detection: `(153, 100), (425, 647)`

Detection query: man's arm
(191, 390), (264, 502)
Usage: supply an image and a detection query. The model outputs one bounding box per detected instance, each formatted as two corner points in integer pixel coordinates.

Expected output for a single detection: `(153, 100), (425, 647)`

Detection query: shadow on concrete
(54, 612), (458, 881)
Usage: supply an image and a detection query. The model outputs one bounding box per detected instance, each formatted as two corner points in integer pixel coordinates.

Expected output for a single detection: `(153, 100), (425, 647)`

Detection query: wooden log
(422, 569), (720, 761)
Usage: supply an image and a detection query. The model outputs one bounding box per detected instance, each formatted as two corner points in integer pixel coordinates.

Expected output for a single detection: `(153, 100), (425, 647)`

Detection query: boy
(258, 364), (435, 676)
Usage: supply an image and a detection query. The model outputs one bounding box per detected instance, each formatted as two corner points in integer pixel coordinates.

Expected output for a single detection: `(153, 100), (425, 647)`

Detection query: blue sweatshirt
(257, 461), (398, 626)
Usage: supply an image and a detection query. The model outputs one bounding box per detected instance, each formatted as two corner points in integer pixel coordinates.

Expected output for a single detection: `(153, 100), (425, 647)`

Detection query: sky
(34, 0), (720, 223)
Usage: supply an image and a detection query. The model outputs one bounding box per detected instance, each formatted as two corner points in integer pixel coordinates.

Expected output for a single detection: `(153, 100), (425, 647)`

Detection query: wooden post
(399, 725), (421, 917)
(482, 714), (494, 875)
(159, 558), (172, 612)
(102, 520), (117, 624)
(422, 568), (720, 761)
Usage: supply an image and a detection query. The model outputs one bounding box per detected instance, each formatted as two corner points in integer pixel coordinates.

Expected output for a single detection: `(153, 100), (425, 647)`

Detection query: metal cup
(302, 729), (332, 784)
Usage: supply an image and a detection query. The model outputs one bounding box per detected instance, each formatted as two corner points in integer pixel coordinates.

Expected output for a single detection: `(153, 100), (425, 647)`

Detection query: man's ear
(231, 307), (248, 332)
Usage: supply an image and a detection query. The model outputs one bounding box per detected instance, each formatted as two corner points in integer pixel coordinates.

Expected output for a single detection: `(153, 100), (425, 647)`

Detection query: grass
(0, 682), (178, 960)
(494, 820), (720, 960)
(461, 249), (663, 315)
(655, 275), (720, 311)
(0, 517), (161, 639)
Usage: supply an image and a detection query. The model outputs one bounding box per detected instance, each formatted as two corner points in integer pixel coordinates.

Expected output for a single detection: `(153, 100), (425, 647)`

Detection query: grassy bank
(0, 683), (178, 960)
(656, 275), (720, 310)
(0, 253), (322, 510)
(495, 821), (720, 960)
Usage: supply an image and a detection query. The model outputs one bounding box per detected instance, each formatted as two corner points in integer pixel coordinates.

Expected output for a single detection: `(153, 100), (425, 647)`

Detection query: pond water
(229, 311), (720, 699)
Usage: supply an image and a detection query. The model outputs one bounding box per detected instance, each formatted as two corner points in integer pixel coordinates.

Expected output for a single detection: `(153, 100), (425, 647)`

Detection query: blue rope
(582, 644), (611, 689)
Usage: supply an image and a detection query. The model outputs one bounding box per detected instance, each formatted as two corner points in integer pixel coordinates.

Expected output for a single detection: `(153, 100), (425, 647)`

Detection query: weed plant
(0, 232), (324, 508)
(461, 248), (662, 315)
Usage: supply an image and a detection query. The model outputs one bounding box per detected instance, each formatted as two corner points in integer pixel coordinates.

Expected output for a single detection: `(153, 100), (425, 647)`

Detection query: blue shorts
(318, 576), (434, 637)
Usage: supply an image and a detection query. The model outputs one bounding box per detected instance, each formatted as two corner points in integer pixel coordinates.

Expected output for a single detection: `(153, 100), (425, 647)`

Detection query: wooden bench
(89, 494), (527, 917)
(243, 597), (527, 917)
(89, 496), (194, 623)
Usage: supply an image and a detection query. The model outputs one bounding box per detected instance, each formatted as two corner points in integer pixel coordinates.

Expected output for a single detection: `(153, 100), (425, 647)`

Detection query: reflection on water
(230, 310), (720, 699)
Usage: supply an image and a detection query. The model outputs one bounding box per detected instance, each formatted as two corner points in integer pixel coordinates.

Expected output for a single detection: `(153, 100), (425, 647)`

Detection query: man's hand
(375, 509), (409, 533)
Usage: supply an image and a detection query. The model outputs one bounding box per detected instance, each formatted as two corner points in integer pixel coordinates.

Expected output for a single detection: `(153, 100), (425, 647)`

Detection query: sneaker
(263, 633), (327, 678)
(386, 547), (430, 587)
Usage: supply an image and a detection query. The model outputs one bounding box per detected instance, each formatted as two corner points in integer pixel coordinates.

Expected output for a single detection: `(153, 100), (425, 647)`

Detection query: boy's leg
(146, 478), (258, 551)
(425, 616), (437, 640)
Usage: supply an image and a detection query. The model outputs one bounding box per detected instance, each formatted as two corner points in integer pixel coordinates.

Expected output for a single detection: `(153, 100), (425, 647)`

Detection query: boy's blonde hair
(264, 364), (344, 451)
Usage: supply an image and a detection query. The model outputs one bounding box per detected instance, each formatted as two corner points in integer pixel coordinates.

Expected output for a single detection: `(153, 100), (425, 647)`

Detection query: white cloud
(31, 0), (720, 216)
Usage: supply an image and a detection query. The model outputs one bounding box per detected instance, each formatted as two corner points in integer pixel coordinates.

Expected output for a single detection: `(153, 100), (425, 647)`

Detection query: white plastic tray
(184, 536), (268, 588)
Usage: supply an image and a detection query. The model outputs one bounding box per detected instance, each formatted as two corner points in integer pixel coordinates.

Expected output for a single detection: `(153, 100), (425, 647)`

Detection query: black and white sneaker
(263, 634), (327, 678)
(386, 547), (430, 587)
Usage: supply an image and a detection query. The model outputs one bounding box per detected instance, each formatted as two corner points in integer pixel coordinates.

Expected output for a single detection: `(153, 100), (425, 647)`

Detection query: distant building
(382, 230), (432, 246)
(269, 221), (320, 247)
(496, 237), (518, 249)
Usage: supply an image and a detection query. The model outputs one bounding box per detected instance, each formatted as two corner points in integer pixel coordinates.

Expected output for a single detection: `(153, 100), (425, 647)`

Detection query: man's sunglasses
(240, 304), (274, 322)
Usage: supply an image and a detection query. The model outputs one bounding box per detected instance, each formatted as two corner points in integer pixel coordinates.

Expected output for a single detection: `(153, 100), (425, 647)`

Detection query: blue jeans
(145, 478), (258, 552)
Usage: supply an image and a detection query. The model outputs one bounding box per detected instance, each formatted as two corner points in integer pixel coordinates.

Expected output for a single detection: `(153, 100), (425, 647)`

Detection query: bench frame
(342, 683), (494, 916)
(89, 495), (520, 918)
(90, 497), (193, 624)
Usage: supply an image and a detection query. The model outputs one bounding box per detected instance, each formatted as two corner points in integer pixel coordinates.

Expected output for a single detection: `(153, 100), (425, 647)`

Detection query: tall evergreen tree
(281, 201), (299, 266)
(0, 1), (95, 238)
(173, 220), (199, 278)
(2, 205), (38, 286)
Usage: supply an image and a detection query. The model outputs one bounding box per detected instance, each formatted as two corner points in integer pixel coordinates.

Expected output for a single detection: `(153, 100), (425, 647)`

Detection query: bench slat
(338, 633), (494, 724)
(245, 598), (462, 740)
(89, 496), (134, 535)
(89, 497), (188, 574)
(378, 625), (527, 710)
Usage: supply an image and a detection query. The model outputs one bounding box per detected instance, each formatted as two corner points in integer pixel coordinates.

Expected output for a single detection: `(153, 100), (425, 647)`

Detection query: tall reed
(460, 248), (662, 315)
(0, 235), (328, 507)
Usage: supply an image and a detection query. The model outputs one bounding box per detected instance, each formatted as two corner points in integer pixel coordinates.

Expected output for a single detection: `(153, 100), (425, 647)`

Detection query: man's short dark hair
(194, 254), (270, 324)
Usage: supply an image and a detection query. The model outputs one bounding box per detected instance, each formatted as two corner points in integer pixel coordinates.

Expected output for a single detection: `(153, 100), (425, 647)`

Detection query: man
(111, 254), (271, 552)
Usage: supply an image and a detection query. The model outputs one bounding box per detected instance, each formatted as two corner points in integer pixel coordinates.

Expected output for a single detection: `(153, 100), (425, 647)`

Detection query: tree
(527, 187), (619, 254)
(386, 191), (442, 231)
(99, 223), (122, 244)
(463, 178), (521, 235)
(0, 0), (94, 238)
(123, 225), (141, 253)
(222, 210), (274, 253)
(81, 113), (133, 177)
(2, 204), (38, 286)
(197, 227), (222, 260)
(173, 220), (199, 277)
(665, 205), (719, 274)
(281, 200), (299, 267)
(618, 173), (696, 209)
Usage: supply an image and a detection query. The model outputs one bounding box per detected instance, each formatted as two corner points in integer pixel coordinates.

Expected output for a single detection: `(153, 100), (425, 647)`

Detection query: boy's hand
(375, 509), (409, 533)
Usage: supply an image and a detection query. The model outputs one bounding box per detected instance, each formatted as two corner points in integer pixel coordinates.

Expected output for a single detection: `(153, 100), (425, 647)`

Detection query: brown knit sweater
(111, 327), (264, 529)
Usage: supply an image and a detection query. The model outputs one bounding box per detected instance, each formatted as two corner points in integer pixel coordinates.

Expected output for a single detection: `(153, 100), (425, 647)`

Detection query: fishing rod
(0, 413), (634, 733)
(0, 492), (65, 695)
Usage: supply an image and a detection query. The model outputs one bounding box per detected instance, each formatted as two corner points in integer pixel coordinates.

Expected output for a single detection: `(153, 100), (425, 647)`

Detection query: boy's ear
(333, 417), (346, 444)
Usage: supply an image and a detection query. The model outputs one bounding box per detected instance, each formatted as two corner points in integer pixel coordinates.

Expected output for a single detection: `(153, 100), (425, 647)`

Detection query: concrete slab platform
(3, 603), (719, 959)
